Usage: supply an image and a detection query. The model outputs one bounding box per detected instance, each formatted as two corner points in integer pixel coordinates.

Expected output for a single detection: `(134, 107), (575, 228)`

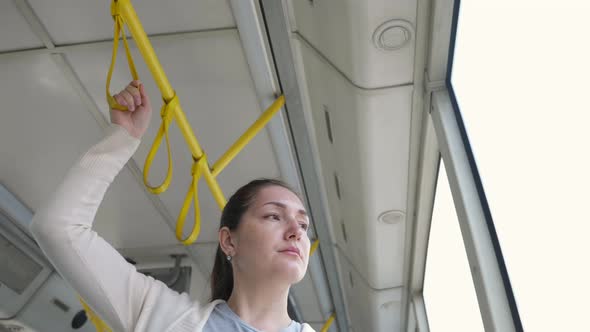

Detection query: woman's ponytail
(210, 244), (234, 301)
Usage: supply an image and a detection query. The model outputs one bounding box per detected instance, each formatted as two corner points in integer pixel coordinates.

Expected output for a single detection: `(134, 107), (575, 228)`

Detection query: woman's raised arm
(30, 81), (192, 331)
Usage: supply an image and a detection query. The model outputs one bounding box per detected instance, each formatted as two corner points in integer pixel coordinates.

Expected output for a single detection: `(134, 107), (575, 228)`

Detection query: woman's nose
(285, 217), (303, 240)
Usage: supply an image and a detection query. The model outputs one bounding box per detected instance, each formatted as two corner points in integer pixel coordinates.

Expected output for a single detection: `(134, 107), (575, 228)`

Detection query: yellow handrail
(107, 0), (285, 245)
(310, 239), (320, 256)
(320, 313), (335, 332)
(212, 95), (285, 177)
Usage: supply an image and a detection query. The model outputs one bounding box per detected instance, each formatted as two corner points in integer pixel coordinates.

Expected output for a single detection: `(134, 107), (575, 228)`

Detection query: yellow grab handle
(320, 314), (335, 332)
(176, 157), (207, 245)
(176, 156), (227, 245)
(142, 95), (179, 194)
(106, 3), (139, 111)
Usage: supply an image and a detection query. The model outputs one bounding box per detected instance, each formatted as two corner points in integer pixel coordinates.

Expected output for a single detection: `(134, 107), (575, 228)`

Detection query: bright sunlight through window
(450, 1), (590, 330)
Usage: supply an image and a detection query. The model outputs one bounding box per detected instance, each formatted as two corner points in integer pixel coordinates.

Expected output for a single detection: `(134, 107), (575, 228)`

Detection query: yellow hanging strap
(79, 297), (112, 332)
(142, 94), (178, 194)
(106, 1), (138, 111)
(176, 156), (206, 245)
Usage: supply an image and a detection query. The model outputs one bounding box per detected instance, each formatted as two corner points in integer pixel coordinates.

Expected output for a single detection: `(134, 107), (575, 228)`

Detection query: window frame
(408, 0), (524, 330)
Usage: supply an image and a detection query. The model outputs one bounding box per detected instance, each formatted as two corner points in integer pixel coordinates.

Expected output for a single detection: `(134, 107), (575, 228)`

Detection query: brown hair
(210, 178), (300, 301)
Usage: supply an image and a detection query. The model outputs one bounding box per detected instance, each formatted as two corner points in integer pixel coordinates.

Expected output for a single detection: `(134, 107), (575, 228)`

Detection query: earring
(226, 255), (232, 262)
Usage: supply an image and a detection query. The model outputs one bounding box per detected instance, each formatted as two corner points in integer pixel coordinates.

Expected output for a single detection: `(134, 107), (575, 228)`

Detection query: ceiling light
(378, 210), (405, 225)
(373, 19), (414, 51)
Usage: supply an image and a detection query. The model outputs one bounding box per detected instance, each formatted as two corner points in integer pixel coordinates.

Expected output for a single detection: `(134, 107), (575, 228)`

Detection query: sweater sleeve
(30, 123), (192, 332)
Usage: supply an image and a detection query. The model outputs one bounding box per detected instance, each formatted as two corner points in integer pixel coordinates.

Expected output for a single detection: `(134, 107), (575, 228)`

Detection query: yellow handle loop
(106, 3), (139, 111)
(142, 94), (179, 194)
(79, 297), (112, 332)
(176, 156), (209, 245)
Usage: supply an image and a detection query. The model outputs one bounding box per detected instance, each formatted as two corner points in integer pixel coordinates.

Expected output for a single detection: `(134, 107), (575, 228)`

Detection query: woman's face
(229, 185), (311, 284)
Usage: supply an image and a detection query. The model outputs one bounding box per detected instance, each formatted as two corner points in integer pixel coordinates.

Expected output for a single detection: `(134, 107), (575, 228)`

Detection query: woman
(30, 80), (315, 332)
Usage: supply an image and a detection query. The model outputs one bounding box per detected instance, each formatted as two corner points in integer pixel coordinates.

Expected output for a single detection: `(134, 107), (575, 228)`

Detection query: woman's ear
(219, 226), (236, 256)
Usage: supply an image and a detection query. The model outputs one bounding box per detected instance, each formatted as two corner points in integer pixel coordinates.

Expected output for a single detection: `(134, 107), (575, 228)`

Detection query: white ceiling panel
(294, 36), (410, 290)
(0, 52), (177, 250)
(290, 0), (417, 89)
(64, 30), (281, 244)
(27, 0), (236, 45)
(0, 1), (43, 52)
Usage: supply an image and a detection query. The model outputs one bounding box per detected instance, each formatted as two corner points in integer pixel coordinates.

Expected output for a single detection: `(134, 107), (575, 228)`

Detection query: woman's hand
(110, 80), (152, 139)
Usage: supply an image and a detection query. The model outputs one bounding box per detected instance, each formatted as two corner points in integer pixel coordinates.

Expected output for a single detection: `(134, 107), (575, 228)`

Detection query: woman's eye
(300, 223), (308, 230)
(265, 214), (280, 221)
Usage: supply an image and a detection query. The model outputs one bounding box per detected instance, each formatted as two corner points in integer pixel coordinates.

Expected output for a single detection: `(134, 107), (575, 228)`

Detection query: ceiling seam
(13, 0), (55, 49)
(294, 31), (414, 92)
(0, 28), (238, 58)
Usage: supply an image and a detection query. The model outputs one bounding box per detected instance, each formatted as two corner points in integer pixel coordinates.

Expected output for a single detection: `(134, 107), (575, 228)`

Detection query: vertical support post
(430, 89), (518, 331)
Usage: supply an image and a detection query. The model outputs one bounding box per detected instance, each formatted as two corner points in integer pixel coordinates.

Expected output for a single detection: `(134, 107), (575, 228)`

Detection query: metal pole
(430, 89), (518, 331)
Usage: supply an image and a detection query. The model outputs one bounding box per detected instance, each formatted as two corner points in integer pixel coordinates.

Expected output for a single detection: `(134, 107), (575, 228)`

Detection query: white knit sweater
(29, 124), (315, 332)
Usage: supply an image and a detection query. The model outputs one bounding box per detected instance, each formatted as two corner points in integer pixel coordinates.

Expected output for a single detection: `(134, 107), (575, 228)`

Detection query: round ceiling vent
(378, 210), (405, 225)
(372, 19), (414, 51)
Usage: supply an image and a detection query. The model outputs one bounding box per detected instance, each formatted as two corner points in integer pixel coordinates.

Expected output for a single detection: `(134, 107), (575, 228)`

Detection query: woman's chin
(272, 260), (306, 283)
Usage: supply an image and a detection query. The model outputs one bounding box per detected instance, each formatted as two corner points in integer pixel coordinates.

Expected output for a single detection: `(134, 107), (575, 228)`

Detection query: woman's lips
(279, 246), (301, 258)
